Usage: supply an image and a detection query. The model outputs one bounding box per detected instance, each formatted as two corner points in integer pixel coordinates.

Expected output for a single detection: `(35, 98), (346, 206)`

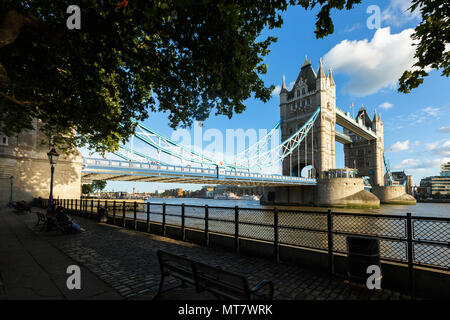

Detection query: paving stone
(17, 212), (411, 300)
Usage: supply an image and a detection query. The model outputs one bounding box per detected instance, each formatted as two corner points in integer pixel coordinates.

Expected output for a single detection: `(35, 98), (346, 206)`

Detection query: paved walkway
(5, 207), (413, 300)
(0, 208), (120, 300)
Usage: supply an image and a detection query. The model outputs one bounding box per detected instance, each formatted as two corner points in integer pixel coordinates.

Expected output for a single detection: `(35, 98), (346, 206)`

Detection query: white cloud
(393, 158), (419, 169)
(427, 140), (450, 157)
(398, 157), (450, 172)
(388, 140), (410, 152)
(271, 85), (281, 96)
(378, 102), (394, 110)
(422, 107), (440, 117)
(323, 27), (416, 96)
(437, 126), (450, 133)
(271, 81), (295, 96)
(426, 141), (439, 150)
(382, 0), (421, 27)
(344, 23), (362, 33)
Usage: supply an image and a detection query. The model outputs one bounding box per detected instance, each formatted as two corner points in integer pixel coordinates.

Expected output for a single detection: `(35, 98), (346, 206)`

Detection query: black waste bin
(346, 236), (381, 283)
(96, 207), (108, 223)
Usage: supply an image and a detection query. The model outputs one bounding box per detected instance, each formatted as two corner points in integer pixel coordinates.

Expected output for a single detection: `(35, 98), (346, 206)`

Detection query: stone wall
(0, 120), (82, 205)
(371, 185), (416, 205)
(261, 178), (380, 208)
(315, 178), (380, 208)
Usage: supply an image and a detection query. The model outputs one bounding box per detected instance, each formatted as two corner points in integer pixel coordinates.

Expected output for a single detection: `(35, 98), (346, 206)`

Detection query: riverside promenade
(0, 207), (413, 300)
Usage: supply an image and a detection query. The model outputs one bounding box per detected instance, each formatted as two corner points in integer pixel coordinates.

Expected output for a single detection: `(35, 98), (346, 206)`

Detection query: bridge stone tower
(0, 119), (82, 204)
(280, 57), (336, 177)
(343, 107), (384, 186)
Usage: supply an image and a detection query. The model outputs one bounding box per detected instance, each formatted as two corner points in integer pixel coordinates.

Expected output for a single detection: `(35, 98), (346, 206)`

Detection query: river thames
(145, 197), (450, 218)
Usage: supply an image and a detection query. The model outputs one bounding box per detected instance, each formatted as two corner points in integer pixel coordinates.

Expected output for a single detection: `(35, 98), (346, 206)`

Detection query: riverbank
(417, 199), (450, 203)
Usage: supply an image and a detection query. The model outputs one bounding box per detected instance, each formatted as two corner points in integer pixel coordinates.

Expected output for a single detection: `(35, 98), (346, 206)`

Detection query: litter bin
(346, 235), (381, 283)
(96, 207), (108, 223)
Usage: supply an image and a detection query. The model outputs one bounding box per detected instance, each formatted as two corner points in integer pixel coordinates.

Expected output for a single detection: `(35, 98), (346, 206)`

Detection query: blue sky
(89, 0), (450, 193)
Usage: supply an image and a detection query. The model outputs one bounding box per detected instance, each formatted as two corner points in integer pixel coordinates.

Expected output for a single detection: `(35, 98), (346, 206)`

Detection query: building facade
(343, 107), (384, 186)
(419, 162), (450, 195)
(0, 119), (82, 204)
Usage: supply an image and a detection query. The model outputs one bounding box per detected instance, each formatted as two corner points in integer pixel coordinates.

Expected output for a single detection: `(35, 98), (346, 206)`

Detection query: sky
(84, 0), (450, 193)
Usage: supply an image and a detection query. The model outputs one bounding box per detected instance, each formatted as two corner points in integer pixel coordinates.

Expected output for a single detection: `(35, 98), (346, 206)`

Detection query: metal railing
(40, 198), (450, 293)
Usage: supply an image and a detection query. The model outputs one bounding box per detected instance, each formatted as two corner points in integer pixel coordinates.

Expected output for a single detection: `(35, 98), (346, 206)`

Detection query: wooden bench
(35, 212), (47, 226)
(156, 250), (274, 300)
(36, 212), (72, 233)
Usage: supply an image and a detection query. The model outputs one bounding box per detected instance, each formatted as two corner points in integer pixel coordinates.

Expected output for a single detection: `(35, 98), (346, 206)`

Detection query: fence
(41, 198), (450, 293)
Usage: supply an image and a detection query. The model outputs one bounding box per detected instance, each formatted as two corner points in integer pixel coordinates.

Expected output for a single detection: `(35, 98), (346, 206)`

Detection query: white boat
(240, 194), (261, 201)
(214, 192), (239, 200)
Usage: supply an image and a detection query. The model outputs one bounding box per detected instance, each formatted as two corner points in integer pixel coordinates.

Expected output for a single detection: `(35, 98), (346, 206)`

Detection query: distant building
(419, 162), (450, 195)
(441, 162), (450, 177)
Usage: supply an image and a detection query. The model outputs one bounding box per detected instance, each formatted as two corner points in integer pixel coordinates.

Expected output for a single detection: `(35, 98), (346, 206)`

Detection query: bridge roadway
(81, 158), (317, 186)
(335, 108), (377, 141)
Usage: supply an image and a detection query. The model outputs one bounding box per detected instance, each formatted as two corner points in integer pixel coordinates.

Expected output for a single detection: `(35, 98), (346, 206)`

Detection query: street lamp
(47, 147), (59, 210)
(8, 176), (14, 208)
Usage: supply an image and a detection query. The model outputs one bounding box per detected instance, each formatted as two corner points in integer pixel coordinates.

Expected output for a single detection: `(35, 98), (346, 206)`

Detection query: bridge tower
(0, 120), (82, 203)
(343, 107), (384, 186)
(280, 57), (336, 177)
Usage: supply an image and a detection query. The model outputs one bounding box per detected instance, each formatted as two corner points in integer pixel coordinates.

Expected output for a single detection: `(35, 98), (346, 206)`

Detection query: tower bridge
(80, 56), (415, 207)
(0, 55), (415, 207)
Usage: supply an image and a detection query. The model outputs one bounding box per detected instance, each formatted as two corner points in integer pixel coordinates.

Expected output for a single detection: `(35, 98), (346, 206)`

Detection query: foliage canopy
(0, 0), (447, 153)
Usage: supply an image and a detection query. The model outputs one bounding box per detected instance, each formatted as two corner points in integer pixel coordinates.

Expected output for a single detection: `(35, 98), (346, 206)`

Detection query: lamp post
(47, 148), (60, 210)
(8, 176), (14, 208)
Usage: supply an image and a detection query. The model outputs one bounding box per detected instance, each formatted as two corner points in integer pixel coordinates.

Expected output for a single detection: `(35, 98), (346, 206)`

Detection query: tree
(0, 0), (284, 153)
(0, 1), (447, 154)
(91, 180), (107, 192)
(398, 0), (450, 93)
(82, 184), (93, 195)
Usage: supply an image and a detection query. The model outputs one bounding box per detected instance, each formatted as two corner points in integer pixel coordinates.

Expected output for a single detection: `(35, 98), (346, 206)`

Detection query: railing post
(104, 200), (108, 218)
(162, 203), (166, 236)
(75, 199), (78, 214)
(235, 206), (239, 253)
(327, 209), (334, 274)
(273, 207), (279, 262)
(71, 199), (73, 213)
(407, 212), (415, 297)
(122, 201), (126, 227)
(113, 200), (116, 223)
(205, 205), (209, 247)
(147, 202), (150, 233)
(181, 203), (185, 241)
(133, 201), (137, 229)
(90, 199), (93, 218)
(97, 199), (101, 216)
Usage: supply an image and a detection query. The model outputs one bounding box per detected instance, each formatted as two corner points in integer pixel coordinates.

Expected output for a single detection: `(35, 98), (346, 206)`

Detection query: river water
(144, 197), (450, 218)
(104, 197), (449, 267)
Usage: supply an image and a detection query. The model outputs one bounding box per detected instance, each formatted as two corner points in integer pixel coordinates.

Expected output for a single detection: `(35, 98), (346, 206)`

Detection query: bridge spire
(318, 58), (326, 78)
(328, 67), (335, 85)
(281, 75), (288, 92)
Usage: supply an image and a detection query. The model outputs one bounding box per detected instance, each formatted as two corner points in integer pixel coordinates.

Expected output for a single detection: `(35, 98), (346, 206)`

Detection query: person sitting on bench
(48, 206), (86, 233)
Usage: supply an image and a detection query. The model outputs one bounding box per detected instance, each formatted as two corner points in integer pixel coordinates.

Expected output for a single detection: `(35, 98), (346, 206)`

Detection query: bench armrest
(249, 280), (274, 300)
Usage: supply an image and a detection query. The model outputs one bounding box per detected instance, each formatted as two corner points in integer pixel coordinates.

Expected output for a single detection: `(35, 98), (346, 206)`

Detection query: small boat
(240, 194), (261, 201)
(214, 192), (239, 200)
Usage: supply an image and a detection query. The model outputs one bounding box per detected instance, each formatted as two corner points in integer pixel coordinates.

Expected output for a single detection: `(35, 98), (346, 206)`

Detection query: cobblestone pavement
(20, 212), (413, 300)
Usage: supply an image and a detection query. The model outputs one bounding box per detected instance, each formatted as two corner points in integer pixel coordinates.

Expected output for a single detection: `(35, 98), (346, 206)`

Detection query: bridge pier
(371, 185), (416, 205)
(261, 177), (380, 209)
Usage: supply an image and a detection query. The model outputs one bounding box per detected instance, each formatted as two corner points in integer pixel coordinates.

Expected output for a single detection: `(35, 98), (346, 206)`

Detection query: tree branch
(0, 91), (39, 106)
